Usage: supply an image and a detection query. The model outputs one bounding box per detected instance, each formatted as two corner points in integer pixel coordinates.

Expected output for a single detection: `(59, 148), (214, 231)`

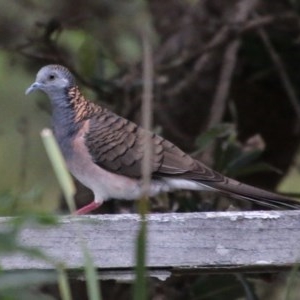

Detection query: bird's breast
(52, 110), (81, 159)
(62, 120), (144, 201)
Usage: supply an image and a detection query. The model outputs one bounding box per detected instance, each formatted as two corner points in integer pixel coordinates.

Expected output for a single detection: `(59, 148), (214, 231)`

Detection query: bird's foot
(75, 201), (101, 215)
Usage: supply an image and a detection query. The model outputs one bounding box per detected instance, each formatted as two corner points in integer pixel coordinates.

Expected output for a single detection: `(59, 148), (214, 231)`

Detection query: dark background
(1, 0), (300, 299)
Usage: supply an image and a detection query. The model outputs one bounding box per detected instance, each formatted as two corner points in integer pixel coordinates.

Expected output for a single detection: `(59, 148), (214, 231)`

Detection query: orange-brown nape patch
(68, 86), (101, 123)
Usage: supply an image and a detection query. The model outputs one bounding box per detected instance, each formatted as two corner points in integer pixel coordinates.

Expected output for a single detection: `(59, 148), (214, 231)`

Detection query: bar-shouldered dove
(26, 65), (300, 214)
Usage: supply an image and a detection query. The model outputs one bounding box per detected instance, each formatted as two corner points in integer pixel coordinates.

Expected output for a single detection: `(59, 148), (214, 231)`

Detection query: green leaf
(78, 35), (98, 78)
(225, 150), (263, 175)
(0, 191), (17, 214)
(227, 162), (280, 177)
(0, 271), (56, 290)
(0, 232), (19, 253)
(0, 289), (56, 300)
(214, 143), (240, 172)
(30, 213), (58, 226)
(195, 123), (235, 153)
(116, 33), (142, 63)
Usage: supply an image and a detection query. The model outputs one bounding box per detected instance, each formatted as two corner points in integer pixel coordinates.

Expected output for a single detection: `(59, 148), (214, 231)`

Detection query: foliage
(1, 0), (300, 299)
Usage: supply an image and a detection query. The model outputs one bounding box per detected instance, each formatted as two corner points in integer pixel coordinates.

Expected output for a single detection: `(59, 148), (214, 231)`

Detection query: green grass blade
(40, 128), (76, 213)
(41, 128), (102, 300)
(133, 218), (147, 300)
(132, 21), (153, 300)
(57, 267), (72, 300)
(81, 242), (102, 300)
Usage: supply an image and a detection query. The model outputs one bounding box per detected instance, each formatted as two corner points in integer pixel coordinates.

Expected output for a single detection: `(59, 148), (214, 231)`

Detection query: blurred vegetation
(1, 0), (300, 299)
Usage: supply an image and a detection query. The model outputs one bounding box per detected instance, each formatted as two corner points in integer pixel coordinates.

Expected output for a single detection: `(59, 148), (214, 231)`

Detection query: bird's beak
(25, 82), (43, 95)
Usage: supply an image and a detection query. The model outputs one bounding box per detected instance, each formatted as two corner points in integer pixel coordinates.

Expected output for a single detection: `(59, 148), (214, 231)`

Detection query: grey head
(25, 65), (76, 99)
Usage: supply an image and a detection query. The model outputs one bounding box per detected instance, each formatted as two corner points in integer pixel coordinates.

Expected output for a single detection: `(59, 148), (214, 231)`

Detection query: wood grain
(1, 211), (300, 280)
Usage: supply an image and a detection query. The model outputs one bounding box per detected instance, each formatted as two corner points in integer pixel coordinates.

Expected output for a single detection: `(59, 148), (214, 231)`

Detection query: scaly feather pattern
(25, 64), (300, 213)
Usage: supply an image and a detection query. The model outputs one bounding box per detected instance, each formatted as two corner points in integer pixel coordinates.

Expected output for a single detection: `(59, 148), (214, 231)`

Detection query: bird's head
(25, 65), (76, 98)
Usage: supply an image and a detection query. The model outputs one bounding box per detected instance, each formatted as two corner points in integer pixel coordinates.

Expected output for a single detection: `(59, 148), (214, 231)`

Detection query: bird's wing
(84, 109), (222, 180)
(84, 110), (300, 209)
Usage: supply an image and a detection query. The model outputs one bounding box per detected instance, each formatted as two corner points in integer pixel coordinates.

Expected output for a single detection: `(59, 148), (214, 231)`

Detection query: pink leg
(75, 201), (101, 215)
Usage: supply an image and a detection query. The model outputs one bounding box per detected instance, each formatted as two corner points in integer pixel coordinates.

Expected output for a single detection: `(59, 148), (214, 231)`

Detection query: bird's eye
(48, 74), (55, 80)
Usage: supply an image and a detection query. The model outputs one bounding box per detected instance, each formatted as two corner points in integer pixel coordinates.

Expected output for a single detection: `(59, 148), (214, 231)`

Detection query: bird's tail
(207, 176), (300, 209)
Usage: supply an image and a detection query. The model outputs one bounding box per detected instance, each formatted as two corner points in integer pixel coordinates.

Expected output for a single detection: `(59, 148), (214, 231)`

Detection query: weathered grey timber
(1, 211), (300, 280)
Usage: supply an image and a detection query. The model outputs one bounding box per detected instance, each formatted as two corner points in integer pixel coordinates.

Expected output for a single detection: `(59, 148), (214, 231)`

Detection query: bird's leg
(75, 201), (101, 215)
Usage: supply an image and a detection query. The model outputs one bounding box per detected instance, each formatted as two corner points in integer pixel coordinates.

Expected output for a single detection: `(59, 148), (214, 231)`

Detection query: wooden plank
(1, 211), (300, 280)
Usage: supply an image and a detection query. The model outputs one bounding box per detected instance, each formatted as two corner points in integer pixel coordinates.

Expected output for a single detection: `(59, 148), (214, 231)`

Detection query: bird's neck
(51, 85), (100, 128)
(50, 86), (101, 153)
(67, 86), (100, 122)
(50, 95), (79, 152)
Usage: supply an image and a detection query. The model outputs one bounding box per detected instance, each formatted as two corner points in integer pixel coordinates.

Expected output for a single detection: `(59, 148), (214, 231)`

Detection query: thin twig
(202, 0), (259, 165)
(165, 25), (231, 98)
(208, 40), (240, 128)
(201, 39), (240, 166)
(207, 0), (260, 128)
(141, 29), (154, 196)
(256, 19), (300, 132)
(194, 26), (230, 72)
(158, 11), (296, 74)
(242, 12), (297, 33)
(166, 0), (260, 99)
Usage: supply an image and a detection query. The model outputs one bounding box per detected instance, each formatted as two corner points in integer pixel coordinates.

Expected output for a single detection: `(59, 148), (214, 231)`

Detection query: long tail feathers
(206, 177), (300, 210)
